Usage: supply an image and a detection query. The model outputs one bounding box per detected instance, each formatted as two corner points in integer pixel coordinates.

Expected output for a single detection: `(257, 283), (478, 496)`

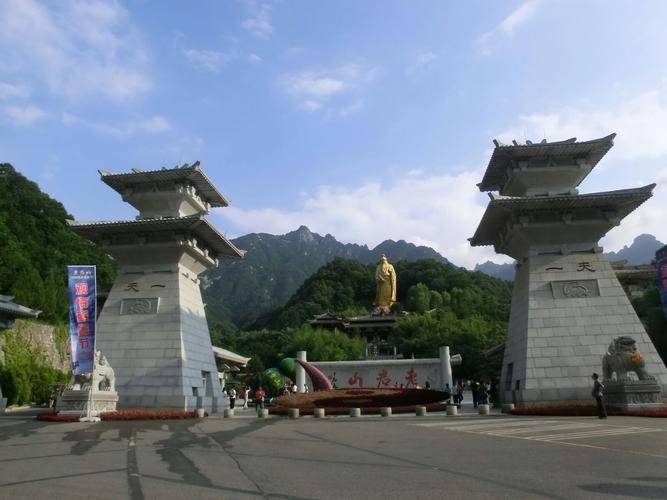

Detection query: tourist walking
(591, 373), (607, 419)
(242, 386), (250, 409)
(228, 387), (237, 409)
(255, 386), (266, 414)
(444, 383), (451, 403)
(456, 382), (464, 407)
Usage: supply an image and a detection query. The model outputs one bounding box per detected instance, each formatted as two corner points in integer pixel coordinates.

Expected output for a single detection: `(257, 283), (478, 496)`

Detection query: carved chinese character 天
(577, 262), (596, 272)
(125, 282), (140, 292)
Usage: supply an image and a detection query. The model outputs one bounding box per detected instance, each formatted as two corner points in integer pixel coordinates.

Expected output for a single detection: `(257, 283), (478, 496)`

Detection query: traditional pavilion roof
(212, 346), (250, 367)
(68, 215), (244, 259)
(478, 134), (616, 193)
(98, 162), (229, 207)
(0, 295), (41, 319)
(469, 184), (655, 248)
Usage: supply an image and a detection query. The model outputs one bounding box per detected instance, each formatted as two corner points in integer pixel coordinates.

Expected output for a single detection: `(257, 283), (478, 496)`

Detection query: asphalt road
(1, 408), (666, 499)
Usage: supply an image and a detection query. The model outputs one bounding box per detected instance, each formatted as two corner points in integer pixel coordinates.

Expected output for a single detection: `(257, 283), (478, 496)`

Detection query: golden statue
(374, 254), (396, 314)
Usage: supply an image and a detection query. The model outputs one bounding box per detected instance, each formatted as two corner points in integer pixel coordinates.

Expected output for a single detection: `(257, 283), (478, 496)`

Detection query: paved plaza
(1, 407), (667, 500)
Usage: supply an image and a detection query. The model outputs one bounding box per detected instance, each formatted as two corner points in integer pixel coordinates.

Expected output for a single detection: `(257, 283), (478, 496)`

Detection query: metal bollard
(224, 409), (234, 418)
(380, 407), (392, 417)
(478, 404), (490, 415)
(446, 405), (458, 416)
(350, 407), (361, 418)
(288, 408), (300, 419)
(314, 408), (325, 418)
(257, 408), (269, 418)
(415, 406), (427, 417)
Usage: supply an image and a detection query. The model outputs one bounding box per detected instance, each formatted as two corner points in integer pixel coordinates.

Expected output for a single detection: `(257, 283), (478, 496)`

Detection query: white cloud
(0, 0), (151, 102)
(247, 53), (263, 62)
(407, 51), (437, 77)
(242, 4), (273, 39)
(479, 0), (542, 52)
(5, 104), (46, 125)
(493, 81), (667, 253)
(214, 170), (509, 269)
(0, 81), (29, 100)
(132, 115), (171, 133)
(280, 63), (377, 114)
(495, 83), (667, 161)
(184, 49), (232, 72)
(61, 112), (171, 136)
(601, 170), (667, 252)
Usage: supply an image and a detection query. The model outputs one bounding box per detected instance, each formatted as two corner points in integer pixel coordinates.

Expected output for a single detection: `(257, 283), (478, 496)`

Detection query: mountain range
(201, 225), (448, 329)
(473, 233), (665, 281)
(203, 226), (663, 329)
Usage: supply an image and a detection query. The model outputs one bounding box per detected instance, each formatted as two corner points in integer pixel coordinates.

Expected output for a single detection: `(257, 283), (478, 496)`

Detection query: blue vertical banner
(67, 266), (96, 375)
(657, 245), (667, 320)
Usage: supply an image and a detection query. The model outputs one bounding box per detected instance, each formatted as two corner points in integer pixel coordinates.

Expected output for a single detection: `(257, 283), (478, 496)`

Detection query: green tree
(405, 283), (431, 313)
(285, 325), (364, 361)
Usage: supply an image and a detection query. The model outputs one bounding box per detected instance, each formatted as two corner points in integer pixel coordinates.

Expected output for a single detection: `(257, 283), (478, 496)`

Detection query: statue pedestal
(604, 379), (665, 411)
(56, 389), (119, 417)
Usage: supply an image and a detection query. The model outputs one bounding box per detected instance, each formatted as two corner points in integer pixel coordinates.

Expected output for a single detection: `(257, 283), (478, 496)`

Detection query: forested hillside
(0, 164), (115, 321)
(222, 258), (513, 379)
(202, 225), (449, 330)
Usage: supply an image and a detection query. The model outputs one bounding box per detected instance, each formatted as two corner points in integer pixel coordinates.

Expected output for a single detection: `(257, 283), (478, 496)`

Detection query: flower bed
(37, 409), (203, 422)
(268, 402), (448, 416)
(510, 405), (667, 417)
(271, 388), (446, 409)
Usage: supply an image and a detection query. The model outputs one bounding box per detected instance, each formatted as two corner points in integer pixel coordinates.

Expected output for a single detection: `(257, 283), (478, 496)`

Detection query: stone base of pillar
(56, 389), (118, 417)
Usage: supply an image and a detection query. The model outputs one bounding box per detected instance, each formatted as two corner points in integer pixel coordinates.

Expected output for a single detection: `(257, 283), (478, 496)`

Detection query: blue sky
(2, 0), (667, 268)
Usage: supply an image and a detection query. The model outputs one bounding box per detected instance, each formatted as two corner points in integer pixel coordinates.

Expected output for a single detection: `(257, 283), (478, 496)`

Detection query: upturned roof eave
(99, 164), (230, 207)
(469, 184), (655, 247)
(68, 216), (244, 259)
(478, 133), (617, 192)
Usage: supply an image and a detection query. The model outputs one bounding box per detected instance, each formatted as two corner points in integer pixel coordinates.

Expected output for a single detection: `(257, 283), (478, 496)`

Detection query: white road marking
(413, 418), (665, 443)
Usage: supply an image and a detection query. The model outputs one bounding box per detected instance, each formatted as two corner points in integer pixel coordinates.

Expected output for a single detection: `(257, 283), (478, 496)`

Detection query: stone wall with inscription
(500, 250), (667, 405)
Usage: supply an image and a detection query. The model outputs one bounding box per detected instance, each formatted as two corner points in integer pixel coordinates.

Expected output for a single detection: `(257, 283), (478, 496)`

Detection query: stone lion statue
(69, 351), (116, 392)
(602, 336), (651, 382)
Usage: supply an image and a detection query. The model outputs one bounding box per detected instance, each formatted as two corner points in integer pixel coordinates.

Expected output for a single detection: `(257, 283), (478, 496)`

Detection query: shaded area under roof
(68, 215), (244, 259)
(470, 184), (656, 247)
(0, 295), (41, 319)
(478, 134), (616, 193)
(212, 346), (250, 367)
(99, 163), (230, 207)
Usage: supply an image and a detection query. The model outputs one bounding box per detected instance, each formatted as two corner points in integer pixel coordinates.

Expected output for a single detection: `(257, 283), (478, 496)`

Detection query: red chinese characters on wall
(348, 372), (363, 387)
(405, 367), (418, 388)
(376, 369), (391, 387)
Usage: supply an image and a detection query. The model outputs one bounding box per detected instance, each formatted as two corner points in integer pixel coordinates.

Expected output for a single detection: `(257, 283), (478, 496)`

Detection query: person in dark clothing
(591, 373), (607, 419)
